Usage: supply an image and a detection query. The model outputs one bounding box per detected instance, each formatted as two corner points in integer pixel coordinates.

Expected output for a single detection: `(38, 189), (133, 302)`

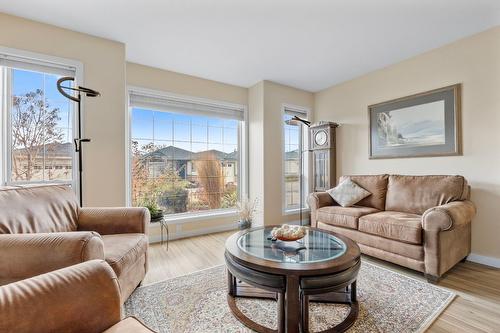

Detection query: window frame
(0, 46), (83, 197)
(281, 103), (311, 215)
(125, 86), (248, 222)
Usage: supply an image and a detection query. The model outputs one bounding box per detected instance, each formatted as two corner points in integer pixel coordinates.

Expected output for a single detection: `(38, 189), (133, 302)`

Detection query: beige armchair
(0, 260), (155, 333)
(0, 184), (149, 301)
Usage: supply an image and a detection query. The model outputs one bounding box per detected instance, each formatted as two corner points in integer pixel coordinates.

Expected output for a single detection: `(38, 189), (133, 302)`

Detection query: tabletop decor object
(236, 197), (258, 230)
(147, 203), (164, 222)
(271, 224), (307, 241)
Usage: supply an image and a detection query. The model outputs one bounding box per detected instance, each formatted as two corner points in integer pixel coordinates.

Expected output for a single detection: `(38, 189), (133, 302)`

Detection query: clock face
(314, 130), (328, 146)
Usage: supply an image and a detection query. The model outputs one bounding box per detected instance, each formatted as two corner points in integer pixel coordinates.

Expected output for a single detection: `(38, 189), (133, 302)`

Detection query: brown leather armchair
(0, 184), (149, 301)
(0, 260), (155, 333)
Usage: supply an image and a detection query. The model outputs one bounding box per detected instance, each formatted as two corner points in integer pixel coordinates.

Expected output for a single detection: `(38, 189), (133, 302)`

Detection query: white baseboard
(467, 253), (500, 268)
(149, 223), (238, 243)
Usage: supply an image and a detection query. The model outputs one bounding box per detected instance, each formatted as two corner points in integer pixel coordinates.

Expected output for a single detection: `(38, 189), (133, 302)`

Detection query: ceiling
(0, 0), (499, 92)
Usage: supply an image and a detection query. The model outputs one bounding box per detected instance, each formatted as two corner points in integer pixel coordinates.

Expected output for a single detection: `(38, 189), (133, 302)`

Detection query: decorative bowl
(274, 234), (305, 242)
(271, 224), (307, 242)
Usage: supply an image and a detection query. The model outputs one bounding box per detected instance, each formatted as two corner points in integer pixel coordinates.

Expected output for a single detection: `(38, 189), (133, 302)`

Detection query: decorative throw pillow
(327, 178), (371, 207)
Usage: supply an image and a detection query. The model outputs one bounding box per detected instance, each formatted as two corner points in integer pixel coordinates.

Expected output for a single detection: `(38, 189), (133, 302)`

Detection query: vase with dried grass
(236, 197), (258, 230)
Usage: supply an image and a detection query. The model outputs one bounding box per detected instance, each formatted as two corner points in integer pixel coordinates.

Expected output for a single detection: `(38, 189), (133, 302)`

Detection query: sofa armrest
(308, 192), (336, 210)
(0, 232), (104, 284)
(422, 200), (475, 278)
(0, 260), (121, 333)
(308, 192), (336, 227)
(422, 200), (476, 232)
(78, 207), (150, 235)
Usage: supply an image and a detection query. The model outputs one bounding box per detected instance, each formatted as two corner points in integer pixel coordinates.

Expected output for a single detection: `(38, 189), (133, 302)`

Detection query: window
(128, 89), (246, 217)
(283, 106), (308, 212)
(0, 51), (77, 187)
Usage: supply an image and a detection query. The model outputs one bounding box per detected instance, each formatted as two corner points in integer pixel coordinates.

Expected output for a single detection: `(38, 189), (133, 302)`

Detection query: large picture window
(0, 54), (76, 186)
(129, 89), (245, 217)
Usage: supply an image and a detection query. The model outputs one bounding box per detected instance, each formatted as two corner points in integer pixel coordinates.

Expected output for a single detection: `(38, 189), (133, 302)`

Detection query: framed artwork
(368, 84), (461, 159)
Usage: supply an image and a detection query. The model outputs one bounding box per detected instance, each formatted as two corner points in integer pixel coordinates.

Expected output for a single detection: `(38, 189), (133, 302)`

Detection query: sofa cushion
(327, 178), (371, 207)
(385, 175), (468, 215)
(318, 222), (424, 261)
(317, 206), (380, 229)
(102, 234), (148, 278)
(358, 211), (423, 245)
(339, 175), (389, 210)
(0, 184), (78, 234)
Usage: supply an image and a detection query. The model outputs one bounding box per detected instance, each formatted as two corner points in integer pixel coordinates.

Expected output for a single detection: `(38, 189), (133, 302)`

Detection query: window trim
(0, 46), (83, 199)
(281, 103), (311, 214)
(125, 86), (248, 220)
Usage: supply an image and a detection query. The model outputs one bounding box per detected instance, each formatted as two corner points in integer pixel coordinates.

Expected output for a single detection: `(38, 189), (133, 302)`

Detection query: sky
(131, 108), (239, 154)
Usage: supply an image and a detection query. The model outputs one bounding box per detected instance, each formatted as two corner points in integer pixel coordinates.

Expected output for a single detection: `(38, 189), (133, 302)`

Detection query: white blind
(0, 53), (75, 77)
(129, 90), (245, 121)
(284, 107), (308, 119)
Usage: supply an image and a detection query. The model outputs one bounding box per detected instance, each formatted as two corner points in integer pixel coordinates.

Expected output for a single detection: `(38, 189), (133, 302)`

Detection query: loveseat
(308, 175), (476, 282)
(0, 184), (149, 301)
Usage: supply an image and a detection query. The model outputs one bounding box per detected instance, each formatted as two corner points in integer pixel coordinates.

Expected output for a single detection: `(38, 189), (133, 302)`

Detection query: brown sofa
(308, 175), (476, 282)
(0, 260), (155, 333)
(0, 184), (149, 301)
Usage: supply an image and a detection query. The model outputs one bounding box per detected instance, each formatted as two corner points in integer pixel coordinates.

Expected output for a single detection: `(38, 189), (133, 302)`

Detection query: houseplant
(140, 196), (164, 222)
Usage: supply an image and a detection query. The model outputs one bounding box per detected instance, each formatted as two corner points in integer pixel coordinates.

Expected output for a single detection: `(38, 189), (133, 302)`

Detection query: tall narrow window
(0, 54), (76, 186)
(283, 107), (308, 212)
(129, 90), (245, 217)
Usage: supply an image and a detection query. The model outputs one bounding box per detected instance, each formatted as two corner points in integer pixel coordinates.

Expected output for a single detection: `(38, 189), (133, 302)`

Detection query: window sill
(160, 209), (239, 225)
(283, 208), (310, 216)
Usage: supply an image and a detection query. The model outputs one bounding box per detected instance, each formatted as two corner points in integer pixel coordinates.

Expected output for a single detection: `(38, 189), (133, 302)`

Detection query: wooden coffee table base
(224, 227), (361, 333)
(227, 271), (359, 333)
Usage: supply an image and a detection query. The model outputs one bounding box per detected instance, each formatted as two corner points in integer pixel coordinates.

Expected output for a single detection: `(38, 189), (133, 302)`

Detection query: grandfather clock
(310, 122), (339, 192)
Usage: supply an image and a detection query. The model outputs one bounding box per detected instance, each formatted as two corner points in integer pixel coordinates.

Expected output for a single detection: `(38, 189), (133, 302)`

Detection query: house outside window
(0, 51), (78, 189)
(128, 89), (246, 217)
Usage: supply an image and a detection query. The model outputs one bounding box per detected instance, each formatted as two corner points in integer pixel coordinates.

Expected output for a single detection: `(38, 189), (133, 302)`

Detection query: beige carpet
(124, 262), (454, 333)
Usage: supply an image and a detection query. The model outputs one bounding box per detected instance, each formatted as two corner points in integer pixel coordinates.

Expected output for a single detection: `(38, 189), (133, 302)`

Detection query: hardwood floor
(146, 231), (500, 333)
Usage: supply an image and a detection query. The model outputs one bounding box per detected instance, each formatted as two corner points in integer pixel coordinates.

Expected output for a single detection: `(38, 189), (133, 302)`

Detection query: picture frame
(368, 84), (461, 159)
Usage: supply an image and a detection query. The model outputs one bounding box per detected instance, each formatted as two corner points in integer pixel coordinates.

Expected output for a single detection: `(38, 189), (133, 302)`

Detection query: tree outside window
(7, 68), (73, 183)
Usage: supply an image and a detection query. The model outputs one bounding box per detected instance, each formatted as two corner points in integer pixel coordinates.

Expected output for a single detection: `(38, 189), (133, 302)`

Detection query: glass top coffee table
(238, 227), (347, 263)
(225, 226), (361, 333)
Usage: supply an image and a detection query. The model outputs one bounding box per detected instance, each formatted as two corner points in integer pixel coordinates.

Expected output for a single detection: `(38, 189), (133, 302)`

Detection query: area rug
(124, 262), (455, 333)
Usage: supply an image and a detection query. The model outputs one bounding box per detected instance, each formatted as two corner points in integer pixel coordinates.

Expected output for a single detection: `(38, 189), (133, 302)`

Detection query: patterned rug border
(361, 263), (456, 333)
(136, 261), (456, 333)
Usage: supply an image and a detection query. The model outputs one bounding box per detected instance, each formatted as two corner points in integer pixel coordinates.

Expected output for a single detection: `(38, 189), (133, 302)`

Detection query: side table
(152, 218), (170, 250)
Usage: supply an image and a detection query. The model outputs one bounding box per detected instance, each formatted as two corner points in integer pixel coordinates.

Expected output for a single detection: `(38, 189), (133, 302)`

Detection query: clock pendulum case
(309, 122), (339, 192)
